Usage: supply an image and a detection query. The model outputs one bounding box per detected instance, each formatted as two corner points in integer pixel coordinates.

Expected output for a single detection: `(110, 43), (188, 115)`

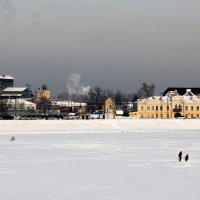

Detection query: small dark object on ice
(185, 154), (189, 162)
(178, 151), (182, 162)
(10, 136), (15, 141)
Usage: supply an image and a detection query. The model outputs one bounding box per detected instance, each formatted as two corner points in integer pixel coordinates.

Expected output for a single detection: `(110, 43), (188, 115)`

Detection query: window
(167, 114), (170, 119)
(185, 106), (188, 111)
(160, 106), (163, 111)
(160, 114), (163, 118)
(197, 114), (199, 118)
(147, 106), (150, 110)
(141, 106), (144, 110)
(191, 106), (193, 111)
(147, 114), (150, 118)
(167, 106), (169, 111)
(152, 114), (154, 118)
(156, 114), (158, 118)
(191, 114), (194, 118)
(156, 106), (158, 111)
(197, 106), (199, 111)
(141, 114), (143, 118)
(152, 106), (154, 110)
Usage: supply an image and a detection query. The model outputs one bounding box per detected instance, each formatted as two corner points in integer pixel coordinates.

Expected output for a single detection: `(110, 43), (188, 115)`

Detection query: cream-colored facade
(36, 88), (51, 99)
(129, 89), (200, 119)
(104, 97), (116, 119)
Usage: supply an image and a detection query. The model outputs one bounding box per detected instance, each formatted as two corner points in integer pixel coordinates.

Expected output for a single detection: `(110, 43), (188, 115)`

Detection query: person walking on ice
(178, 151), (182, 162)
(185, 154), (189, 162)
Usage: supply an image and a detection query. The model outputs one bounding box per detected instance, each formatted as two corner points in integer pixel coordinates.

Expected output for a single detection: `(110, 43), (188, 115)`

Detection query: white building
(51, 100), (87, 107)
(7, 99), (36, 110)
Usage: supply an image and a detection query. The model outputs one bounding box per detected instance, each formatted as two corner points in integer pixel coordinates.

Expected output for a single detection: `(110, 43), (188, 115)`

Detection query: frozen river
(0, 131), (200, 200)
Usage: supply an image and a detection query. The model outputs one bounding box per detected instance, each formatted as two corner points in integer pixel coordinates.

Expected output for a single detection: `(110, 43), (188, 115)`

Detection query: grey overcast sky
(0, 0), (200, 96)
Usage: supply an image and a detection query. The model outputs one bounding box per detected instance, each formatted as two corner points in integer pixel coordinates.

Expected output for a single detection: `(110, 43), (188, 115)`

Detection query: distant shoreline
(0, 119), (200, 133)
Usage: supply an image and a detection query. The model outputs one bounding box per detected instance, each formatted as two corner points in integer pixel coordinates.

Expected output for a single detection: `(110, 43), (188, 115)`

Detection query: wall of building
(130, 94), (200, 119)
(104, 98), (116, 119)
(37, 89), (51, 99)
(0, 76), (14, 94)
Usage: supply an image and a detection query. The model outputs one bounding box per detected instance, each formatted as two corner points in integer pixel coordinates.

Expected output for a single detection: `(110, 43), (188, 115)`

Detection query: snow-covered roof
(0, 75), (14, 80)
(7, 99), (36, 106)
(137, 94), (200, 105)
(51, 100), (87, 107)
(138, 96), (172, 103)
(183, 89), (195, 97)
(165, 90), (179, 97)
(3, 87), (27, 92)
(1, 94), (22, 97)
(181, 95), (199, 103)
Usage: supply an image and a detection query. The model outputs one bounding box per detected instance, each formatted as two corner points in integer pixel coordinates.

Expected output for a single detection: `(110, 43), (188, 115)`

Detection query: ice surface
(0, 131), (200, 200)
(1, 119), (200, 133)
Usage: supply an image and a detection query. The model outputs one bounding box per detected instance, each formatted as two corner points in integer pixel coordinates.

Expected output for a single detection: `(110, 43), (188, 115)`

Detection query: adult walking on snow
(178, 151), (182, 162)
(185, 154), (189, 162)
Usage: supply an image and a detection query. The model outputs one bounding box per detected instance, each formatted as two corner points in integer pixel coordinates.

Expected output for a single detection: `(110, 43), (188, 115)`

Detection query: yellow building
(36, 84), (51, 100)
(129, 89), (200, 119)
(104, 97), (116, 119)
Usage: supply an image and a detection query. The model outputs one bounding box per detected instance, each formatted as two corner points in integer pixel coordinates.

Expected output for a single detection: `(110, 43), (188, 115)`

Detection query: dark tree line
(57, 82), (156, 104)
(0, 99), (8, 117)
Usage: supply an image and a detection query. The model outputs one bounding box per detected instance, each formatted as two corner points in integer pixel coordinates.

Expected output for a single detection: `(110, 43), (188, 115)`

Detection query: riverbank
(0, 119), (199, 133)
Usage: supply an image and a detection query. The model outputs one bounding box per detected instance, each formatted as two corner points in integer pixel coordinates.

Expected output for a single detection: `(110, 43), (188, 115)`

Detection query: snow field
(0, 132), (200, 200)
(0, 119), (200, 133)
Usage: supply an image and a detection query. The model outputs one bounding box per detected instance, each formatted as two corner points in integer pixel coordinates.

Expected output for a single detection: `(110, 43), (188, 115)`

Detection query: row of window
(185, 114), (199, 118)
(141, 106), (169, 111)
(141, 114), (200, 118)
(140, 105), (200, 111)
(141, 114), (170, 118)
(185, 106), (199, 111)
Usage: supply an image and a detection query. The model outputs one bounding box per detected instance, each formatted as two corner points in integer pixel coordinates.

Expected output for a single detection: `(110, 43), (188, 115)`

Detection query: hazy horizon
(1, 0), (200, 96)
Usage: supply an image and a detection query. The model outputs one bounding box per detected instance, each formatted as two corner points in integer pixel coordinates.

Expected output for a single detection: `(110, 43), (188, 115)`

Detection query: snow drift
(0, 119), (200, 133)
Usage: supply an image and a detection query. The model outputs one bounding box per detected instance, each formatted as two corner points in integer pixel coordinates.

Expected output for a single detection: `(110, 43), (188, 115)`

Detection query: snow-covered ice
(0, 130), (200, 200)
(1, 119), (200, 133)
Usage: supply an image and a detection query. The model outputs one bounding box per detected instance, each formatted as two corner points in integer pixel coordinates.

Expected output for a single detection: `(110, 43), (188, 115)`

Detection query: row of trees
(58, 82), (156, 104)
(57, 82), (155, 114)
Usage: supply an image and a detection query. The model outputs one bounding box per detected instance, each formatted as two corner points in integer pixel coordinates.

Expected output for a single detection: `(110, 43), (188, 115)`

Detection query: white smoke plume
(0, 0), (15, 21)
(66, 73), (90, 96)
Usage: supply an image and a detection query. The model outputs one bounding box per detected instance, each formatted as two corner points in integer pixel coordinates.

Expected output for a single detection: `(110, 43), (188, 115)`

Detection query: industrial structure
(36, 84), (51, 100)
(1, 87), (33, 99)
(0, 75), (14, 94)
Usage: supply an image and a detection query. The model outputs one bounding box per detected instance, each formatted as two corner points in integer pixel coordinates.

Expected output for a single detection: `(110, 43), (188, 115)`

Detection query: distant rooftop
(163, 88), (200, 96)
(0, 75), (14, 80)
(3, 87), (27, 92)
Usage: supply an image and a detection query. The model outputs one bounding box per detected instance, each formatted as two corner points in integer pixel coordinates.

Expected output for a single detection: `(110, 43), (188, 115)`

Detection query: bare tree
(103, 89), (114, 99)
(0, 99), (8, 117)
(136, 83), (155, 98)
(36, 97), (51, 113)
(94, 86), (103, 101)
(114, 90), (124, 105)
(88, 88), (95, 102)
(58, 91), (69, 100)
(19, 102), (25, 110)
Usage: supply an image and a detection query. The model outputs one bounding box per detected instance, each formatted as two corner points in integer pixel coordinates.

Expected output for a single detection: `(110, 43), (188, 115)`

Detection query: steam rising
(0, 0), (15, 21)
(66, 73), (90, 96)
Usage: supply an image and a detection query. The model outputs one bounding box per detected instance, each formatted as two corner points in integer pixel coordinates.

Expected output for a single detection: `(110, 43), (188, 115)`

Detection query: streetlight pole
(15, 95), (17, 117)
